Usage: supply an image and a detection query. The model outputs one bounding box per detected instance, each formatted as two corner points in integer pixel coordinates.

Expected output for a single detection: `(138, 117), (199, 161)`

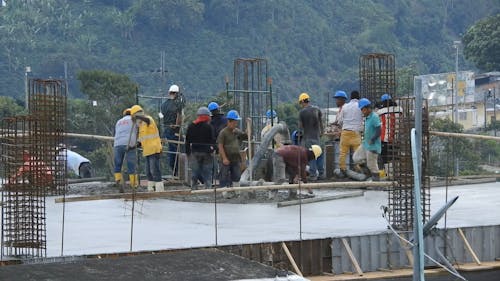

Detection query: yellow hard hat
(123, 108), (131, 116)
(298, 93), (310, 103)
(130, 105), (143, 116)
(310, 145), (322, 159)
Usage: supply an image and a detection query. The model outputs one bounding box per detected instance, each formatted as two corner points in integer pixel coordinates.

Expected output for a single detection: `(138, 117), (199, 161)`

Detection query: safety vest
(377, 106), (403, 143)
(137, 116), (162, 156)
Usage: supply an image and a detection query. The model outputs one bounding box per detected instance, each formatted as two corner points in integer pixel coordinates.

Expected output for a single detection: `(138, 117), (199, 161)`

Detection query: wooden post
(281, 242), (303, 277)
(458, 228), (481, 265)
(341, 238), (363, 276)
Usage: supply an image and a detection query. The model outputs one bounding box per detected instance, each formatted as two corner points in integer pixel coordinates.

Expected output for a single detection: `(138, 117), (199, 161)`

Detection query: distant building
(416, 71), (500, 130)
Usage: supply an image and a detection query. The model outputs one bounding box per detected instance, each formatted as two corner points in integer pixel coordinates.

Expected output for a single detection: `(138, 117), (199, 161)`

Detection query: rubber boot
(114, 173), (124, 192)
(114, 173), (123, 185)
(155, 181), (165, 192)
(147, 181), (155, 192)
(129, 174), (138, 188)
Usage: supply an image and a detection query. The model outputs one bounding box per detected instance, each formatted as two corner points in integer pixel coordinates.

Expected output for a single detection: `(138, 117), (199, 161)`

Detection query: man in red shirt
(271, 144), (322, 199)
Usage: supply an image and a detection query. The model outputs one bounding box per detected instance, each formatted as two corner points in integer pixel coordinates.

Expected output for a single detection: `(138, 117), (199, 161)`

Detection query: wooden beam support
(281, 242), (303, 277)
(56, 181), (393, 203)
(55, 190), (191, 203)
(341, 238), (363, 276)
(458, 228), (482, 265)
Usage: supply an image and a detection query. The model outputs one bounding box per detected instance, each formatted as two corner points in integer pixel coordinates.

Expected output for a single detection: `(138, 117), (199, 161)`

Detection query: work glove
(158, 112), (164, 119)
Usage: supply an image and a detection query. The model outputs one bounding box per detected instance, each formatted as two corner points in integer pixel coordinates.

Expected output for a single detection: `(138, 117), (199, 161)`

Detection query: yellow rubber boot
(129, 174), (139, 188)
(114, 173), (123, 185)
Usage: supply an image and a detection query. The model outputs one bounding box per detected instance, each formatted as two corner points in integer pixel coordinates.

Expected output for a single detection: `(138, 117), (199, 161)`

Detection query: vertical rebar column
(389, 98), (430, 230)
(28, 79), (67, 195)
(359, 53), (396, 101)
(233, 58), (270, 141)
(1, 116), (47, 258)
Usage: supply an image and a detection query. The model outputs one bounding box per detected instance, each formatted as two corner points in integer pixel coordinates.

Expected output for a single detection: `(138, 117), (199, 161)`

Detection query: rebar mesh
(0, 78), (67, 258)
(1, 116), (48, 257)
(28, 79), (67, 195)
(388, 97), (430, 230)
(359, 53), (396, 101)
(232, 58), (271, 141)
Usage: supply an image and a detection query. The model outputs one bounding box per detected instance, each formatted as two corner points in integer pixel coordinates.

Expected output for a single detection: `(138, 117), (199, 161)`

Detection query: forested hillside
(1, 0), (499, 105)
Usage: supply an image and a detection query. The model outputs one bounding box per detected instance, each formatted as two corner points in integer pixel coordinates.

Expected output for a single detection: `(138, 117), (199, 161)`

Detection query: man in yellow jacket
(130, 105), (164, 192)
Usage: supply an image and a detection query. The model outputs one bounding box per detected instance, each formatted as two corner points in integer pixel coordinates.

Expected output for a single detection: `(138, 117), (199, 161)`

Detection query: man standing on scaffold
(159, 84), (185, 176)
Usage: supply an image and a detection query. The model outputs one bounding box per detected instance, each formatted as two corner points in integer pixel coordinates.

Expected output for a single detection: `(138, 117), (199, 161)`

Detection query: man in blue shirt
(353, 98), (381, 181)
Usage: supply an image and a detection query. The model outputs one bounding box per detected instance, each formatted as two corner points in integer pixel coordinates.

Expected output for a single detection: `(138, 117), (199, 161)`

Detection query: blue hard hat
(334, 90), (347, 99)
(208, 102), (219, 111)
(227, 110), (241, 120)
(358, 98), (371, 109)
(266, 109), (277, 119)
(381, 93), (392, 102)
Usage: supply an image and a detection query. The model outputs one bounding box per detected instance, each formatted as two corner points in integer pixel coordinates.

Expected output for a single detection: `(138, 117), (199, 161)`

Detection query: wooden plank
(281, 242), (303, 277)
(458, 228), (482, 265)
(429, 131), (500, 141)
(55, 189), (191, 203)
(341, 238), (363, 276)
(277, 191), (364, 208)
(55, 182), (388, 204)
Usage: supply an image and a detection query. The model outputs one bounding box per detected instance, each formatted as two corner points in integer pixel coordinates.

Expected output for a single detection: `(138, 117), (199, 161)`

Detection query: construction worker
(8, 150), (54, 188)
(217, 110), (248, 195)
(208, 101), (227, 138)
(131, 105), (164, 192)
(338, 90), (363, 177)
(159, 84), (184, 175)
(186, 107), (216, 189)
(261, 109), (285, 148)
(298, 92), (324, 181)
(328, 91), (348, 141)
(113, 108), (138, 192)
(271, 144), (322, 199)
(353, 98), (381, 181)
(327, 90), (348, 178)
(65, 148), (92, 178)
(377, 93), (402, 165)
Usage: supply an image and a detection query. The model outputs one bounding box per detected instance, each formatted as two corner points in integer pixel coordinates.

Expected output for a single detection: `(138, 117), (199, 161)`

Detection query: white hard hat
(169, 84), (179, 93)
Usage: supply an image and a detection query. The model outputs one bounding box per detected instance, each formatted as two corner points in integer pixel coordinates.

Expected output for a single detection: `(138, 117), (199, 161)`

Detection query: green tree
(430, 118), (481, 176)
(463, 14), (500, 72)
(77, 70), (137, 135)
(0, 96), (25, 120)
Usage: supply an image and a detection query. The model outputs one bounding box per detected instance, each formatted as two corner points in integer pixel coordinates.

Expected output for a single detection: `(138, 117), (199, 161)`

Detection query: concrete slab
(2, 182), (500, 258)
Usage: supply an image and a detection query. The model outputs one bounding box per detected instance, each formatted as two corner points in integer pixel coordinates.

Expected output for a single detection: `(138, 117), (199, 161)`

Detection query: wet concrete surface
(2, 182), (500, 257)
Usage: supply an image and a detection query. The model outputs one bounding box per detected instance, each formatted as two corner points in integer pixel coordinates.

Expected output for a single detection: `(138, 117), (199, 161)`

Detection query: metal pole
(453, 41), (460, 124)
(485, 91), (488, 131)
(494, 87), (497, 137)
(25, 66), (31, 110)
(412, 77), (425, 281)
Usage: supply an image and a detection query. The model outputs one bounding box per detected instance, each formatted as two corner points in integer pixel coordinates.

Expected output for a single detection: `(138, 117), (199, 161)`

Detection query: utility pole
(453, 40), (460, 177)
(453, 40), (460, 125)
(25, 66), (32, 110)
(494, 87), (497, 137)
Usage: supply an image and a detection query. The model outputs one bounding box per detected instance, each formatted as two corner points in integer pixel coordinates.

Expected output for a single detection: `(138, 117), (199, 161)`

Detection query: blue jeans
(163, 127), (178, 173)
(145, 153), (162, 182)
(219, 161), (241, 188)
(190, 152), (213, 189)
(113, 145), (136, 174)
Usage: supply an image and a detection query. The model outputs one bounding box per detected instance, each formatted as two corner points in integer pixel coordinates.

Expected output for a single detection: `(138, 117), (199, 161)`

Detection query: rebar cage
(359, 53), (396, 101)
(0, 79), (67, 258)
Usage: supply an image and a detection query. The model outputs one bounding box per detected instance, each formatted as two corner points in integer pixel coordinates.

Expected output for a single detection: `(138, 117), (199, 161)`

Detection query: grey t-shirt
(161, 98), (182, 126)
(299, 105), (323, 141)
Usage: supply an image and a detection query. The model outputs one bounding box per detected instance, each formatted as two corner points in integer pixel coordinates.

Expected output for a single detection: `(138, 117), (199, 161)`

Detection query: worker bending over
(271, 144), (322, 199)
